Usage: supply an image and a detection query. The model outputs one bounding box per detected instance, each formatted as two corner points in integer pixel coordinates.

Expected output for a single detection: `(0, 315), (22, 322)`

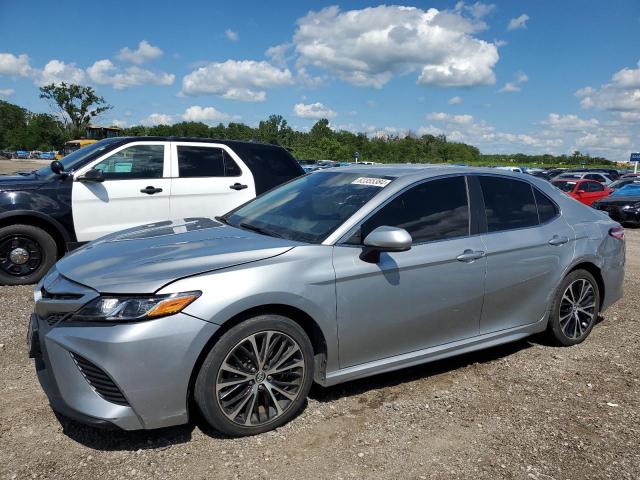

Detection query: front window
(224, 172), (394, 243)
(93, 145), (164, 180)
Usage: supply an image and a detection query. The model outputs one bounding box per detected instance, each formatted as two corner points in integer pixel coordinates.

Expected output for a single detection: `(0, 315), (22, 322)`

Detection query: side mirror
(576, 189), (585, 195)
(77, 168), (105, 183)
(360, 226), (412, 263)
(50, 160), (64, 175)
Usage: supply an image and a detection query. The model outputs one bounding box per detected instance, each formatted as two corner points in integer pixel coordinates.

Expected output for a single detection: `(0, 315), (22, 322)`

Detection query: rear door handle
(230, 183), (248, 191)
(140, 186), (163, 195)
(548, 235), (569, 246)
(456, 249), (486, 262)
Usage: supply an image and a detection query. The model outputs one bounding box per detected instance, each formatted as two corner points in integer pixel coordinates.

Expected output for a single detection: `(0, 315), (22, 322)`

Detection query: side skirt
(321, 318), (548, 387)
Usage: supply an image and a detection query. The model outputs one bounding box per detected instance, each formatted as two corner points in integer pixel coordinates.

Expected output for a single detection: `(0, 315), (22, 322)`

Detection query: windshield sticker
(351, 177), (391, 187)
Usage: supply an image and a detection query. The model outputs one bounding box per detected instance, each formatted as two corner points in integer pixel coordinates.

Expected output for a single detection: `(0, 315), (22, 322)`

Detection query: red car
(552, 179), (612, 206)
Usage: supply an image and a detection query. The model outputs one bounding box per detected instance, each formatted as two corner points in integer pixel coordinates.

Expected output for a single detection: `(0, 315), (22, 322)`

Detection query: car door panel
(334, 237), (486, 368)
(169, 142), (255, 220)
(72, 142), (171, 242)
(333, 175), (486, 368)
(477, 176), (575, 334)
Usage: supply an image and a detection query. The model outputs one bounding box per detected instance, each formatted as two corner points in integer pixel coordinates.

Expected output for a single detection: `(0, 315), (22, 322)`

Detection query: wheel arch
(0, 210), (70, 258)
(186, 303), (328, 419)
(567, 261), (605, 306)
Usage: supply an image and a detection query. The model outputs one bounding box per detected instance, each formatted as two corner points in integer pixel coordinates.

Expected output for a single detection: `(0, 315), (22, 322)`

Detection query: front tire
(547, 269), (600, 346)
(0, 224), (57, 286)
(195, 315), (314, 436)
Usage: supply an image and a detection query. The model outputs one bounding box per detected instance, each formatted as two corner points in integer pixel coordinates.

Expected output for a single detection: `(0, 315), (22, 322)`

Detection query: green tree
(39, 82), (112, 138)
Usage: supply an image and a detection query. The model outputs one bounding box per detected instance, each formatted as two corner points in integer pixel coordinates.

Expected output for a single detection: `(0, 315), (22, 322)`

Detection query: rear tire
(547, 269), (600, 346)
(195, 314), (314, 437)
(0, 224), (57, 286)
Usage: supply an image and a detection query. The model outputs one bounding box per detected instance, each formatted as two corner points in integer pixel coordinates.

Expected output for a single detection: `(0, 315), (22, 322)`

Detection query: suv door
(333, 175), (486, 368)
(169, 142), (256, 220)
(476, 175), (575, 333)
(72, 141), (171, 241)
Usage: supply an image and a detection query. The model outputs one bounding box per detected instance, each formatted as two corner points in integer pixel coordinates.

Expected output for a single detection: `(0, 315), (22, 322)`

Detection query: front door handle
(456, 249), (485, 262)
(140, 186), (163, 195)
(548, 235), (569, 246)
(229, 183), (248, 191)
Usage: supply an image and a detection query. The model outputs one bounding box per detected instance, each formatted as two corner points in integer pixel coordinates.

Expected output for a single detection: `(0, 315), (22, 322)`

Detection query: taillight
(609, 225), (625, 240)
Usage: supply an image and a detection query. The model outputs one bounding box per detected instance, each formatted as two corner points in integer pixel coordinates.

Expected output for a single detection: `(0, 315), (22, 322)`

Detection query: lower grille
(44, 313), (68, 326)
(70, 352), (129, 406)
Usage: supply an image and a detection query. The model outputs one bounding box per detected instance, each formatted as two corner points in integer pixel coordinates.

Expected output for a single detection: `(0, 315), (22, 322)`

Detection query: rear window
(553, 181), (576, 192)
(231, 144), (304, 194)
(479, 176), (538, 232)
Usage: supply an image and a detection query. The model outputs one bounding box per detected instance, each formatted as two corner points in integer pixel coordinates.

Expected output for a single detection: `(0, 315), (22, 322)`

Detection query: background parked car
(554, 171), (614, 185)
(592, 184), (640, 225)
(609, 178), (640, 190)
(0, 137), (303, 285)
(552, 179), (611, 206)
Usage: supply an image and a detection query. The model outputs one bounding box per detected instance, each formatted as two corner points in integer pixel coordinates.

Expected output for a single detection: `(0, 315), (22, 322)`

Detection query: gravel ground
(0, 160), (639, 478)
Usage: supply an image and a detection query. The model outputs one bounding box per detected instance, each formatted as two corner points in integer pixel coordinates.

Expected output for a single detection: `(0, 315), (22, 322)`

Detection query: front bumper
(31, 312), (218, 430)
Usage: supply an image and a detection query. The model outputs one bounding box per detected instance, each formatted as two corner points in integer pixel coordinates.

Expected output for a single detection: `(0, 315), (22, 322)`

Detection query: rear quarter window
(231, 144), (304, 194)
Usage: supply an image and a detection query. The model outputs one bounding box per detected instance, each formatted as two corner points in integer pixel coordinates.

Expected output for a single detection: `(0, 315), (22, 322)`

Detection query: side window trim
(336, 174), (472, 246)
(74, 141), (170, 179)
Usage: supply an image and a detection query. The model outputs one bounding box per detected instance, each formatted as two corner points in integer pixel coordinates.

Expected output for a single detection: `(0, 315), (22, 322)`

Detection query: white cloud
(577, 60), (640, 112)
(0, 88), (14, 97)
(454, 1), (496, 19)
(617, 111), (640, 122)
(266, 43), (291, 68)
(542, 113), (599, 131)
(141, 113), (173, 126)
(0, 53), (33, 77)
(225, 29), (239, 41)
(293, 102), (336, 119)
(293, 5), (499, 88)
(427, 112), (474, 124)
(507, 14), (529, 31)
(117, 40), (163, 64)
(37, 60), (86, 85)
(499, 71), (528, 92)
(448, 96), (463, 105)
(87, 59), (175, 89)
(182, 105), (240, 124)
(181, 60), (293, 100)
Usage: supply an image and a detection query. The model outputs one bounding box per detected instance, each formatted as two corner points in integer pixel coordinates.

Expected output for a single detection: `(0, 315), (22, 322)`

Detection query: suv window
(533, 188), (558, 223)
(584, 181), (604, 192)
(93, 144), (164, 180)
(353, 176), (469, 244)
(177, 146), (241, 177)
(479, 176), (538, 232)
(231, 144), (303, 194)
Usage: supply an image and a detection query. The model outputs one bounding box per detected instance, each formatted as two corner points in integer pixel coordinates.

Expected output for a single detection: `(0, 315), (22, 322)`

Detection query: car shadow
(309, 339), (534, 403)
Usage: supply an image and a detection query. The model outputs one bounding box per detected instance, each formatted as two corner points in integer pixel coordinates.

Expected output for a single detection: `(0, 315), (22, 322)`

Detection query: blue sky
(1, 0), (639, 160)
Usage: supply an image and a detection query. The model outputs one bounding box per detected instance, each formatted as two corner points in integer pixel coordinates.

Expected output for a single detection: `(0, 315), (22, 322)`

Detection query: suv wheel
(0, 224), (57, 285)
(547, 269), (600, 346)
(195, 314), (314, 436)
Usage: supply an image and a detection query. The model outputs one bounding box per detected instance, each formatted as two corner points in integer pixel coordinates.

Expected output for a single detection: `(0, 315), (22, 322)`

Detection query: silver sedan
(29, 166), (625, 436)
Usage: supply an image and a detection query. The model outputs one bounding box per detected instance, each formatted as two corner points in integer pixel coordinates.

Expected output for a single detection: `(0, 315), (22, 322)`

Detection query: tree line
(0, 82), (615, 167)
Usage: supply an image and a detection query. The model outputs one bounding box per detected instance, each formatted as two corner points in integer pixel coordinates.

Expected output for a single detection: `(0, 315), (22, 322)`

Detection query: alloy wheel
(215, 331), (305, 426)
(558, 279), (597, 340)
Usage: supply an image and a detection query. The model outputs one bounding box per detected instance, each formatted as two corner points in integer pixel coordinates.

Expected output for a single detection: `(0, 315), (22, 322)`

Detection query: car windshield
(223, 171), (395, 243)
(35, 138), (122, 178)
(553, 181), (576, 192)
(609, 180), (634, 190)
(611, 184), (640, 197)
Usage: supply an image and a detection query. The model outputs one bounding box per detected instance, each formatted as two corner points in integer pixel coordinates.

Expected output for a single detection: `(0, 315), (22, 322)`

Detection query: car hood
(55, 218), (299, 294)
(0, 173), (46, 191)
(595, 196), (640, 206)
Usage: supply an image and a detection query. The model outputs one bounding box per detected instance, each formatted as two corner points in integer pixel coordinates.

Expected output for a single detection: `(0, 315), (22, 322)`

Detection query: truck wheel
(0, 224), (58, 285)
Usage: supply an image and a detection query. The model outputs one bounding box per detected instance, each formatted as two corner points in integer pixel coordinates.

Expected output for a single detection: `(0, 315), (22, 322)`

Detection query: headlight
(71, 291), (201, 322)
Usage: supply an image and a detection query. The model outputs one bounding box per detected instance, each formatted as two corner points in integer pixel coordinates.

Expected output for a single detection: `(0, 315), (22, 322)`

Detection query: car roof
(111, 136), (289, 150)
(317, 163), (539, 185)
